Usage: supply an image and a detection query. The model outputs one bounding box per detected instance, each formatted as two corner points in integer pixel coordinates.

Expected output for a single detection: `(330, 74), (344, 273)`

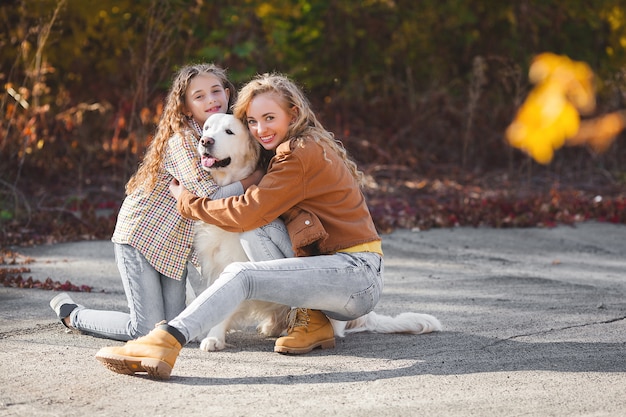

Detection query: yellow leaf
(506, 53), (599, 164)
(506, 82), (580, 164)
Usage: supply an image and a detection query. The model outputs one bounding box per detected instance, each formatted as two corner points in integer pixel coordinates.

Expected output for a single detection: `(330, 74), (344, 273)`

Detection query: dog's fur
(190, 113), (442, 352)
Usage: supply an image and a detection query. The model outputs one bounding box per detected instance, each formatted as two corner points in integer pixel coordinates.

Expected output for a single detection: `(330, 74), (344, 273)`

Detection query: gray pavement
(1, 221), (625, 416)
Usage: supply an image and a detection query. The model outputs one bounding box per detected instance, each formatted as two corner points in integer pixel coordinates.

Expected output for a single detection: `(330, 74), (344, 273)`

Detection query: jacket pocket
(285, 209), (329, 256)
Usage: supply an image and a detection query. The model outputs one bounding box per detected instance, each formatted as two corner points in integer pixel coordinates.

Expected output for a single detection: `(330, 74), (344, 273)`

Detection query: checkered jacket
(112, 128), (243, 280)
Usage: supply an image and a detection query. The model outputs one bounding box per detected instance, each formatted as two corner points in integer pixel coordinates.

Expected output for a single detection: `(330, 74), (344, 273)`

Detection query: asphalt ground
(1, 221), (625, 416)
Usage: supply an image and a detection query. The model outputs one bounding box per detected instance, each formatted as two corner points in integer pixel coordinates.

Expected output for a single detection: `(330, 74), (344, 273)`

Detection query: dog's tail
(330, 312), (442, 338)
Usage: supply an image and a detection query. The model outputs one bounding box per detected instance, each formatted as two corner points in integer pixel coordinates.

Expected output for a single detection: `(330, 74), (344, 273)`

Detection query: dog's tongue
(201, 156), (218, 168)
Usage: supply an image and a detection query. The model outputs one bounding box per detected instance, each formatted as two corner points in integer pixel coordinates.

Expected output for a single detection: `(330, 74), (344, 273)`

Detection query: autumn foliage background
(2, 0), (626, 248)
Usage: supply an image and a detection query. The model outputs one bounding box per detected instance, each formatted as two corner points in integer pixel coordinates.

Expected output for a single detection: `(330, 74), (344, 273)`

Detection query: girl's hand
(169, 178), (186, 200)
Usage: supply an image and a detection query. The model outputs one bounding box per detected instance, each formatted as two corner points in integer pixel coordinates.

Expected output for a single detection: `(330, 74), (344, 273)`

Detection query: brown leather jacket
(176, 136), (381, 256)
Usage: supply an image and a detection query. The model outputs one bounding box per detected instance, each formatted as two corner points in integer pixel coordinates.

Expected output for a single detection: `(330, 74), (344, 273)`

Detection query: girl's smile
(206, 105), (223, 114)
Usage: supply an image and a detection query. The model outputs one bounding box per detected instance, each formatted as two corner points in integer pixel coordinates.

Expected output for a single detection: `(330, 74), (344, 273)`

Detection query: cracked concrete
(1, 221), (625, 416)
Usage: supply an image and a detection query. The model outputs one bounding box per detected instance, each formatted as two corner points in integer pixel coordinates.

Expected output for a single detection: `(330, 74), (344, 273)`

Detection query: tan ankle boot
(95, 328), (182, 380)
(274, 308), (335, 354)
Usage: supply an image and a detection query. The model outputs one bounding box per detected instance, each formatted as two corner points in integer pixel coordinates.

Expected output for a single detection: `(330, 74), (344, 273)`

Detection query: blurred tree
(1, 0), (626, 197)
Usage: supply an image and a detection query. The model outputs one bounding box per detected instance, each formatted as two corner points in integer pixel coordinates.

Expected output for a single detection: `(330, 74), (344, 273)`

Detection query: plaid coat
(112, 127), (242, 280)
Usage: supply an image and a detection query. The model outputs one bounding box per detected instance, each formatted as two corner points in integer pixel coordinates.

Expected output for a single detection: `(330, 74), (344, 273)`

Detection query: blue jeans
(240, 219), (295, 261)
(169, 219), (384, 343)
(69, 243), (187, 341)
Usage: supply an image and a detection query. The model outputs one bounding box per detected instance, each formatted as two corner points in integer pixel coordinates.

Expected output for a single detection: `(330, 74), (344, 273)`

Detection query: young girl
(50, 63), (264, 341)
(95, 73), (384, 379)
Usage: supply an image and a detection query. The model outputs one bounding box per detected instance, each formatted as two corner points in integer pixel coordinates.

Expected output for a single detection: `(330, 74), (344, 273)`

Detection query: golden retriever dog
(190, 113), (442, 352)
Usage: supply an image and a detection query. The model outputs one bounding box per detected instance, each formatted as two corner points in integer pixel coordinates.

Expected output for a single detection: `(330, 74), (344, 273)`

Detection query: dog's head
(198, 113), (260, 186)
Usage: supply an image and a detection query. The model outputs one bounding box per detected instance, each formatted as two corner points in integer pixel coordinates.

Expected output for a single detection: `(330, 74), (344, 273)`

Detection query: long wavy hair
(233, 73), (364, 185)
(125, 63), (236, 195)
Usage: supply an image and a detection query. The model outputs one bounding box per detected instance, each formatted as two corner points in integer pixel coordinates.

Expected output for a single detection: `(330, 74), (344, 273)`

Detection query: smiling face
(245, 93), (296, 151)
(185, 73), (230, 124)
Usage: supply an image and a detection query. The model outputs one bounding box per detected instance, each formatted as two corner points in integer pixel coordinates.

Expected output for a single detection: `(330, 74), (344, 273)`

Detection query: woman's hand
(169, 178), (186, 200)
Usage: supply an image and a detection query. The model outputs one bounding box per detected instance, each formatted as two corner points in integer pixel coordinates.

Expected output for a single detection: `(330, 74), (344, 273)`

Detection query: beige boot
(274, 308), (336, 354)
(95, 328), (182, 380)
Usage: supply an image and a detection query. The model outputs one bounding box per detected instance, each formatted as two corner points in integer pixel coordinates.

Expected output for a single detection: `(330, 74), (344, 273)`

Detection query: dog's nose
(201, 136), (214, 146)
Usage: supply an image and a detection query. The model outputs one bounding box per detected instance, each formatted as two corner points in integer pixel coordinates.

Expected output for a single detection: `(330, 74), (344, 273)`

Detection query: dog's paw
(199, 336), (227, 351)
(258, 322), (285, 337)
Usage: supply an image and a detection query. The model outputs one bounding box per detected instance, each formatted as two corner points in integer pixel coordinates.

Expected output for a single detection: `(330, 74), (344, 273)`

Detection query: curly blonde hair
(125, 63), (236, 195)
(233, 73), (364, 185)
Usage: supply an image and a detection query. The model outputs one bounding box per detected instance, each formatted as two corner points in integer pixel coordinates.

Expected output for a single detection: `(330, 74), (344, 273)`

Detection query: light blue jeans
(68, 221), (294, 341)
(240, 218), (295, 261)
(69, 243), (187, 341)
(169, 219), (384, 344)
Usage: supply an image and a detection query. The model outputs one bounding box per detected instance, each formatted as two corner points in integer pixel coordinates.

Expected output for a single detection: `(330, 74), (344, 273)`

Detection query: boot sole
(274, 337), (336, 354)
(95, 351), (172, 380)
